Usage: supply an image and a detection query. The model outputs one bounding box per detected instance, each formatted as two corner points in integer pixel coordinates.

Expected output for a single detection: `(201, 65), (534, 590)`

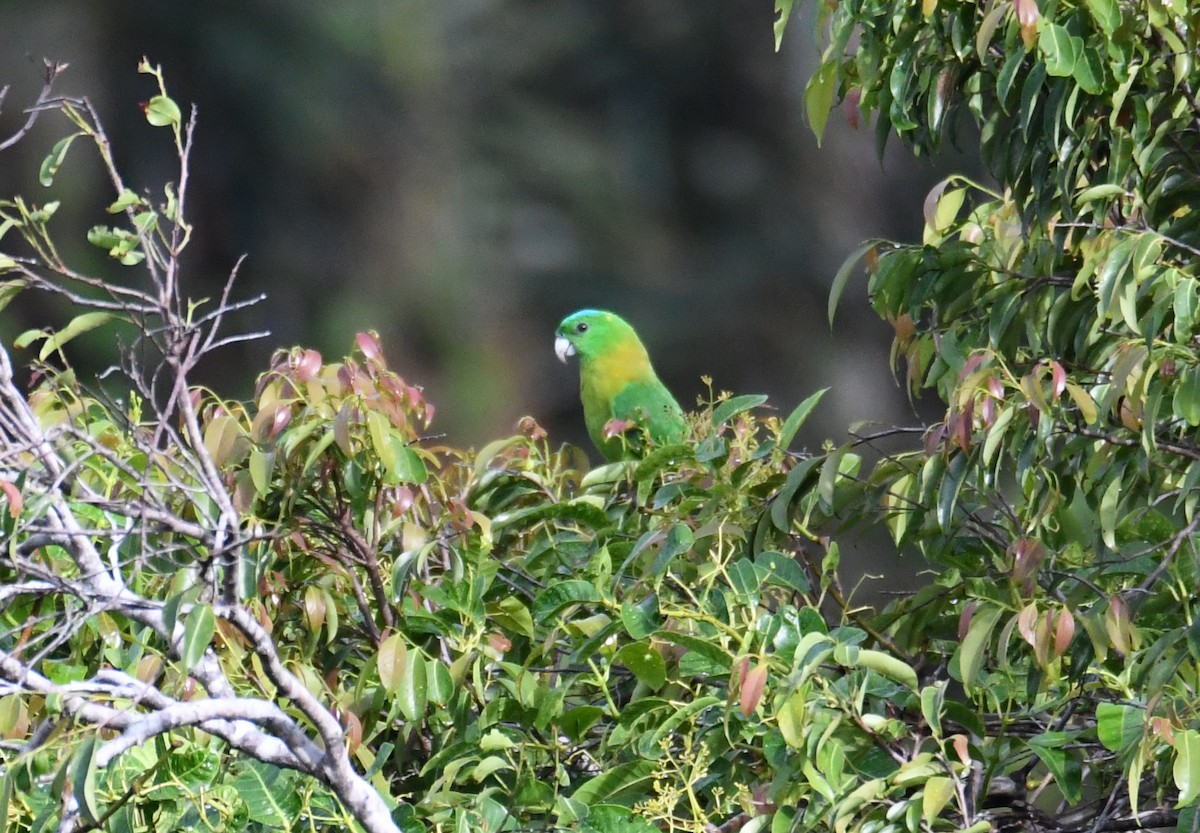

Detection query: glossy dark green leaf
(614, 641), (666, 690)
(756, 550), (809, 593)
(532, 580), (600, 621)
(572, 760), (657, 805)
(620, 594), (662, 639)
(652, 523), (693, 575)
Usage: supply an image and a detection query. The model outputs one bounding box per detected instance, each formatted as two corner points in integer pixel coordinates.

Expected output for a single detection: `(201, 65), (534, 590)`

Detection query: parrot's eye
(576, 322), (589, 333)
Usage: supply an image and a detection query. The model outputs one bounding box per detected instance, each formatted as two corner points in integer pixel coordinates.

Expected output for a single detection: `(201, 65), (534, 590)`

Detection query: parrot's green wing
(598, 378), (685, 460)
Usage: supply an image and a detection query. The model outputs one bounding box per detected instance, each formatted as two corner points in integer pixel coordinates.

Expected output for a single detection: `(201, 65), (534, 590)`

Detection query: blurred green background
(0, 1), (959, 458)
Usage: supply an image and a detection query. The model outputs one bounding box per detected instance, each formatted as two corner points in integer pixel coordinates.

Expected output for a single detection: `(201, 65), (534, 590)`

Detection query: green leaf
(922, 776), (955, 824)
(38, 312), (116, 361)
(1026, 734), (1083, 803)
(1096, 702), (1144, 753)
(852, 649), (918, 690)
(1085, 0), (1121, 34)
(248, 447), (275, 496)
(1178, 729), (1200, 806)
(180, 604), (215, 668)
(770, 454), (822, 531)
(777, 388), (828, 449)
(956, 603), (1003, 690)
(636, 696), (721, 758)
(39, 132), (84, 187)
(1073, 48), (1104, 94)
(1039, 24), (1081, 77)
(471, 755), (512, 782)
(755, 550), (809, 593)
(533, 580), (600, 621)
(728, 558), (762, 597)
(231, 761), (301, 826)
(615, 641), (667, 690)
(1099, 475), (1123, 549)
(107, 189), (143, 214)
(144, 95), (182, 128)
(773, 0), (795, 51)
(829, 241), (877, 326)
(68, 734), (101, 824)
(398, 645), (428, 722)
(377, 633), (408, 696)
(386, 437), (429, 484)
(652, 523), (693, 575)
(805, 60), (837, 146)
(0, 279), (28, 313)
(560, 705), (604, 743)
(620, 594), (662, 639)
(572, 760), (658, 805)
(1174, 366), (1200, 427)
(712, 394), (768, 426)
(488, 596), (536, 638)
(657, 632), (732, 672)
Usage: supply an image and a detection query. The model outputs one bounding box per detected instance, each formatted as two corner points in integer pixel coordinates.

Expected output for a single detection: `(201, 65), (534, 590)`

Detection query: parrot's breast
(582, 339), (653, 405)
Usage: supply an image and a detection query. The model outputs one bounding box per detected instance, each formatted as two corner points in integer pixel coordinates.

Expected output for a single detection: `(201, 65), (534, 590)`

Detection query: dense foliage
(785, 0), (1200, 825)
(0, 0), (1198, 830)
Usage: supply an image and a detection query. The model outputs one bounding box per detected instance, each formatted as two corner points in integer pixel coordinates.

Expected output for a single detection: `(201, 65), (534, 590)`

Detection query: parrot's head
(555, 309), (640, 365)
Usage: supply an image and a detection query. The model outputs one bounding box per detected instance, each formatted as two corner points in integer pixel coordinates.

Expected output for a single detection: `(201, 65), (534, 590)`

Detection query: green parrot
(555, 309), (686, 461)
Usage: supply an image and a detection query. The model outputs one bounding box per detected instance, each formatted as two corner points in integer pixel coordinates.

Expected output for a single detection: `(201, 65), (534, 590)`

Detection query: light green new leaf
(180, 604), (216, 668)
(805, 60), (838, 146)
(1174, 728), (1200, 806)
(39, 312), (116, 361)
(1039, 24), (1081, 77)
(923, 776), (955, 824)
(956, 603), (1003, 690)
(1096, 702), (1144, 753)
(773, 0), (795, 52)
(144, 95), (182, 128)
(39, 132), (85, 187)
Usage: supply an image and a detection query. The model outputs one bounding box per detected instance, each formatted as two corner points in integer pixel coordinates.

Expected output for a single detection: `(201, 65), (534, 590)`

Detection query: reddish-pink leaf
(952, 734), (971, 764)
(295, 348), (322, 382)
(0, 480), (21, 518)
(304, 585), (326, 633)
(1017, 603), (1038, 649)
(1013, 0), (1039, 48)
(356, 331), (383, 362)
(1105, 595), (1131, 655)
(1010, 538), (1045, 585)
(342, 709), (363, 755)
(1053, 607), (1075, 657)
(1050, 360), (1067, 397)
(739, 663), (768, 717)
(844, 87), (862, 130)
(958, 600), (977, 640)
(269, 405), (292, 439)
(959, 353), (986, 382)
(923, 179), (952, 228)
(603, 418), (637, 440)
(392, 486), (415, 516)
(980, 392), (995, 426)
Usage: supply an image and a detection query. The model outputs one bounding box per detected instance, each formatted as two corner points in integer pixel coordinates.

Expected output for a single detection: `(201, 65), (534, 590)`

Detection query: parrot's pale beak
(554, 336), (575, 363)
